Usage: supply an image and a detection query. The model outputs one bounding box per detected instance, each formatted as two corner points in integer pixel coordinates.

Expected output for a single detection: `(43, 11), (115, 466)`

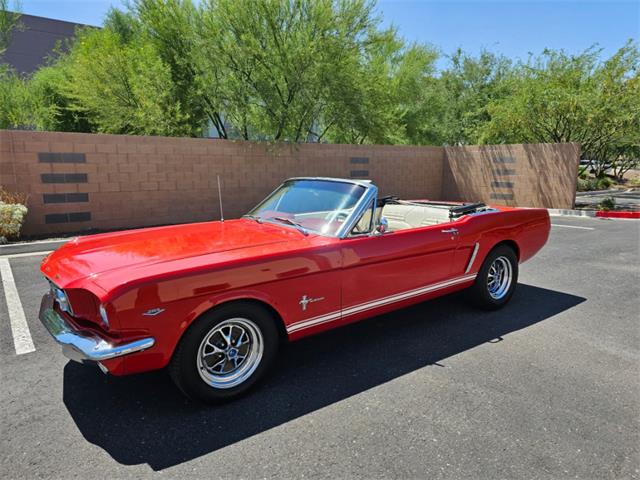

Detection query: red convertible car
(40, 177), (550, 402)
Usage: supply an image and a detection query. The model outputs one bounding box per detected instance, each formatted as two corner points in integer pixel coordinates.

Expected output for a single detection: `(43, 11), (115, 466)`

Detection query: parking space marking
(551, 224), (595, 230)
(0, 238), (66, 249)
(0, 258), (36, 355)
(0, 250), (52, 259)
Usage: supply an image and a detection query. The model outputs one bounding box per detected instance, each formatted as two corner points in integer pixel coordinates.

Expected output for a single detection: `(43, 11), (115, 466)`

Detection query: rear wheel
(169, 302), (279, 403)
(469, 245), (518, 310)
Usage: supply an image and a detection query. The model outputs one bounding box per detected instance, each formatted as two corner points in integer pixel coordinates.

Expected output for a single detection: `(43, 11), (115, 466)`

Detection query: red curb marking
(595, 211), (640, 219)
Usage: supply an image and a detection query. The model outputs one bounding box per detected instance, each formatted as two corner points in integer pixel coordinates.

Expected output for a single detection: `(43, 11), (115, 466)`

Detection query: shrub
(0, 186), (28, 204)
(0, 201), (28, 241)
(0, 186), (29, 242)
(596, 177), (613, 190)
(599, 197), (616, 211)
(577, 178), (588, 191)
(577, 178), (599, 191)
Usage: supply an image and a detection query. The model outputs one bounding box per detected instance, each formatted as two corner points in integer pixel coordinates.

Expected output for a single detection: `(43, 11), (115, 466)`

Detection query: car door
(447, 218), (482, 277)
(340, 222), (459, 321)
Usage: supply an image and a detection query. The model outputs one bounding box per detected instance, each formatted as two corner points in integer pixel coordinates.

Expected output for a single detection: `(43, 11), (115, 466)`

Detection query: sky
(14, 0), (640, 67)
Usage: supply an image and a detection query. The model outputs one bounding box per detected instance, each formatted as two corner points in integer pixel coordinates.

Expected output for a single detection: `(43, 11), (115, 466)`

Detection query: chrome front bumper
(39, 293), (155, 363)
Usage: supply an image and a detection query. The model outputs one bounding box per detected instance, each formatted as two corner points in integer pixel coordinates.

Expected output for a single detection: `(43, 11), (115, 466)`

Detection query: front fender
(184, 288), (288, 333)
(112, 287), (288, 375)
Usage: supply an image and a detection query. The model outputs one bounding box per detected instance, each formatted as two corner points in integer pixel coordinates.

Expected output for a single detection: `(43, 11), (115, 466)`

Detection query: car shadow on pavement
(63, 284), (585, 470)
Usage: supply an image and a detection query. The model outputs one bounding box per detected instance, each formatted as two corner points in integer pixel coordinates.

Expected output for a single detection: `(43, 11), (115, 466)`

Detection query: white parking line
(0, 250), (53, 259)
(0, 258), (36, 355)
(551, 224), (595, 230)
(0, 238), (68, 249)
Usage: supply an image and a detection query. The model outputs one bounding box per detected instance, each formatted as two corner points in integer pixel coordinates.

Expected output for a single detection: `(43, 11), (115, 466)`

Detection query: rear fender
(462, 208), (550, 273)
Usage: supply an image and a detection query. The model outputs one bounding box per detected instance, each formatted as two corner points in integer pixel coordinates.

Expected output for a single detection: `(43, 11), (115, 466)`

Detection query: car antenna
(217, 174), (224, 222)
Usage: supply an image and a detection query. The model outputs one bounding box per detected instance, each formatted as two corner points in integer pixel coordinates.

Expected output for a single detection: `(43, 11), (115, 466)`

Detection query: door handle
(441, 228), (459, 235)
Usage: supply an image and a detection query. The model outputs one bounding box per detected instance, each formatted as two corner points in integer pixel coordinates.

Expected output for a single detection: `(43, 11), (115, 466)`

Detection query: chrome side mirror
(376, 217), (389, 234)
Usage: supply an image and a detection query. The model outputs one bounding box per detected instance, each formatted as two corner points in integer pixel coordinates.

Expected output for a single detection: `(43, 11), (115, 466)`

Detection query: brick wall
(0, 131), (445, 236)
(442, 143), (580, 209)
(0, 130), (578, 236)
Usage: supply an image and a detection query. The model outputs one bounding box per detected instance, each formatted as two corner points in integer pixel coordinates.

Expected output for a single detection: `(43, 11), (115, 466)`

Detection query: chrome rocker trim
(287, 273), (477, 334)
(39, 293), (155, 363)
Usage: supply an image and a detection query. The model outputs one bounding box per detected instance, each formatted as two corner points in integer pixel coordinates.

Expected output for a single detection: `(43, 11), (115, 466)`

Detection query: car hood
(41, 219), (309, 295)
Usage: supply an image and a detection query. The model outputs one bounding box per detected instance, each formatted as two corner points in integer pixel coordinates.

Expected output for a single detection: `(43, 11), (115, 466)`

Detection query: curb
(548, 209), (597, 218)
(548, 208), (640, 219)
(575, 189), (619, 197)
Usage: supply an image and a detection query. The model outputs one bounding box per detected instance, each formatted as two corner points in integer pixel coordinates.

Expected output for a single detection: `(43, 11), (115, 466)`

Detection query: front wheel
(169, 302), (279, 403)
(468, 245), (518, 310)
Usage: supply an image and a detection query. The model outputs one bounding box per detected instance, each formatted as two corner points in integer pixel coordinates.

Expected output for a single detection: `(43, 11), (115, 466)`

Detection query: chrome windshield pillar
(336, 182), (378, 238)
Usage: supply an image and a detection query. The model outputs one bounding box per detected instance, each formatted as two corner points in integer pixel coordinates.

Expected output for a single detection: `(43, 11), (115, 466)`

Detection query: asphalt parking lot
(1, 216), (638, 479)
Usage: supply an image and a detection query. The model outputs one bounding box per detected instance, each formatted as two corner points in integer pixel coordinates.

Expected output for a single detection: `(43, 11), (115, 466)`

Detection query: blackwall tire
(169, 302), (279, 403)
(469, 245), (518, 310)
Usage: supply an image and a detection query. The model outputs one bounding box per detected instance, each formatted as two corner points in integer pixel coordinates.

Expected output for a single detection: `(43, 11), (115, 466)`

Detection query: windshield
(246, 179), (367, 236)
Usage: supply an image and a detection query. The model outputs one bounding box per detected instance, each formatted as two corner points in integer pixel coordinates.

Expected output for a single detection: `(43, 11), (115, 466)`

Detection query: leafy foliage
(0, 0), (22, 57)
(0, 201), (27, 240)
(0, 184), (29, 240)
(610, 144), (640, 180)
(599, 196), (616, 211)
(0, 185), (27, 204)
(480, 42), (639, 172)
(28, 60), (94, 132)
(0, 64), (58, 129)
(0, 0), (637, 184)
(424, 49), (512, 146)
(197, 0), (434, 142)
(61, 27), (198, 136)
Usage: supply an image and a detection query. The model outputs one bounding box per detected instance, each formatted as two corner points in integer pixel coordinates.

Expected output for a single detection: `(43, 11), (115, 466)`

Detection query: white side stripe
(286, 311), (342, 333)
(287, 274), (477, 333)
(0, 258), (36, 354)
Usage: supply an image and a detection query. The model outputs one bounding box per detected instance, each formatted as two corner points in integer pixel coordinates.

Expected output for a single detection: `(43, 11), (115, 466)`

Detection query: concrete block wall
(0, 131), (445, 236)
(442, 143), (580, 209)
(0, 130), (578, 236)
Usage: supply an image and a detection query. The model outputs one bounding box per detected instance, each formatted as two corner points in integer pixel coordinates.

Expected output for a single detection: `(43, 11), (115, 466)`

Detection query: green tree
(0, 64), (57, 129)
(58, 27), (195, 136)
(480, 42), (640, 176)
(325, 37), (438, 145)
(0, 0), (22, 57)
(2, 0), (439, 143)
(609, 142), (640, 181)
(3, 0), (637, 160)
(426, 49), (512, 146)
(0, 65), (30, 128)
(29, 60), (93, 132)
(196, 0), (438, 143)
(133, 0), (226, 137)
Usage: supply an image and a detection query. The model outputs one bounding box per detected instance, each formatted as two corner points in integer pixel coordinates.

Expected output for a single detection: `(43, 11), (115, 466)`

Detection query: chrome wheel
(197, 318), (264, 389)
(487, 256), (513, 300)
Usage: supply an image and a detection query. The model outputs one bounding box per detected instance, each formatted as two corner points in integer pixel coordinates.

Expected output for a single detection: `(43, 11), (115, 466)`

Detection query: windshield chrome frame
(244, 177), (378, 239)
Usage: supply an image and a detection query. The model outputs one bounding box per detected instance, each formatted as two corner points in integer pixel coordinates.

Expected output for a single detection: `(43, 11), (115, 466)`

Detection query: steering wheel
(334, 212), (348, 223)
(325, 211), (349, 222)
